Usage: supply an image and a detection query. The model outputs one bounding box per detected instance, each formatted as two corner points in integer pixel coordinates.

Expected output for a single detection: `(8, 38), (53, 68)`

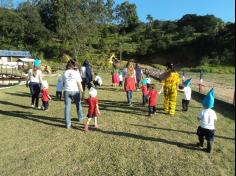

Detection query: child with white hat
(41, 80), (52, 110)
(84, 87), (101, 131)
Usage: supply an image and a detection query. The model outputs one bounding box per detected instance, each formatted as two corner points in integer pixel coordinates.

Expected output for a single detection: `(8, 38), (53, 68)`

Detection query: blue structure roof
(0, 50), (31, 57)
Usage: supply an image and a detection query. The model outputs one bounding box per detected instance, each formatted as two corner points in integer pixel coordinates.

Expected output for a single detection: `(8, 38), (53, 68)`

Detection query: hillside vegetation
(0, 0), (235, 70)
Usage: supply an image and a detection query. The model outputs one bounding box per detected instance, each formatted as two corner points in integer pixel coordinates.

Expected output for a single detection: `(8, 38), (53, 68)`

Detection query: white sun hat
(89, 87), (97, 97)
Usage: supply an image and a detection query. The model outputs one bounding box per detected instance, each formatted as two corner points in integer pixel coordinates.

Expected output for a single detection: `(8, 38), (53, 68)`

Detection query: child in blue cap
(179, 78), (192, 111)
(141, 79), (149, 105)
(196, 88), (217, 153)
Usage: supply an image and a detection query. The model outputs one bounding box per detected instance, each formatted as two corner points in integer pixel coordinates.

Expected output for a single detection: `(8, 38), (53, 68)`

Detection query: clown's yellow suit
(162, 71), (180, 115)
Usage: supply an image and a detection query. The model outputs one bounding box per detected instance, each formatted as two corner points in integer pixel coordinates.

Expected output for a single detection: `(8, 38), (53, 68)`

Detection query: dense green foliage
(0, 0), (235, 67)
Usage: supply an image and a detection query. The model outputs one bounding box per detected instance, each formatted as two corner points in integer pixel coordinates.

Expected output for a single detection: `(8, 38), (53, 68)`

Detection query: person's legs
(164, 88), (170, 113)
(84, 118), (92, 131)
(148, 106), (152, 115)
(126, 91), (131, 104)
(94, 117), (98, 128)
(182, 99), (185, 111)
(185, 100), (190, 111)
(169, 90), (177, 115)
(206, 129), (215, 153)
(64, 91), (72, 128)
(197, 126), (204, 147)
(73, 92), (84, 122)
(45, 101), (49, 110)
(153, 106), (156, 114)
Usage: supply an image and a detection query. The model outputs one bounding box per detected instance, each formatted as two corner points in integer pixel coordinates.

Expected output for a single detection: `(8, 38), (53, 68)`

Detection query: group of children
(33, 63), (217, 153)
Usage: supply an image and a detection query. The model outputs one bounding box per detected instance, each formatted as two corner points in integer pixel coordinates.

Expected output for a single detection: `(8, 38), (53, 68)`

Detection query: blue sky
(14, 0), (235, 22)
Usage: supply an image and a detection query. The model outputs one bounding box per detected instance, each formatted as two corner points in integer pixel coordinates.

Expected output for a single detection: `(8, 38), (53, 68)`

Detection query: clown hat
(142, 79), (147, 85)
(202, 88), (215, 109)
(89, 87), (97, 97)
(184, 78), (192, 87)
(33, 59), (41, 68)
(42, 80), (49, 89)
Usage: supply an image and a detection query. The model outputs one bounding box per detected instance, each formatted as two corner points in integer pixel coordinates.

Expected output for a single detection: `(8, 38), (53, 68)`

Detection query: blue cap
(184, 78), (191, 87)
(33, 59), (41, 68)
(142, 79), (147, 85)
(202, 88), (215, 109)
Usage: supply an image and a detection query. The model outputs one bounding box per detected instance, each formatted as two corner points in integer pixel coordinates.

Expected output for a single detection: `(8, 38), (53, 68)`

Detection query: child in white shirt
(196, 88), (217, 153)
(179, 78), (192, 111)
(93, 73), (102, 88)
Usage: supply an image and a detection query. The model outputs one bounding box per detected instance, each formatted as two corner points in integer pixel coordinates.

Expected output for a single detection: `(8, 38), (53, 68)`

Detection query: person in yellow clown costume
(161, 63), (180, 115)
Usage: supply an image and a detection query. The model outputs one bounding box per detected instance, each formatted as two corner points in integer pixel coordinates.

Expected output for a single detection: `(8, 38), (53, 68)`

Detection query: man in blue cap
(196, 88), (217, 153)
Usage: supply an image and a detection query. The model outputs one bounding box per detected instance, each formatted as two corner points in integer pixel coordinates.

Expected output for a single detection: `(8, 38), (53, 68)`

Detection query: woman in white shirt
(62, 60), (84, 129)
(27, 59), (43, 108)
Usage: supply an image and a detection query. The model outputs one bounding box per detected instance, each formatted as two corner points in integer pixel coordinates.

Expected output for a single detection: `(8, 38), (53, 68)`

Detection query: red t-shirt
(86, 97), (99, 117)
(141, 85), (149, 95)
(124, 76), (136, 91)
(41, 88), (49, 101)
(148, 89), (158, 106)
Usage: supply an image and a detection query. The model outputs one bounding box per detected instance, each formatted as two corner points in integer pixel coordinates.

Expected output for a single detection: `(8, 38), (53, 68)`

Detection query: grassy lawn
(0, 71), (235, 176)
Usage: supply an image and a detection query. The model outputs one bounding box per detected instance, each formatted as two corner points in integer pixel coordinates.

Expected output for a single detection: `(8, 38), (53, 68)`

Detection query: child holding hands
(41, 80), (52, 110)
(147, 84), (162, 116)
(84, 87), (101, 132)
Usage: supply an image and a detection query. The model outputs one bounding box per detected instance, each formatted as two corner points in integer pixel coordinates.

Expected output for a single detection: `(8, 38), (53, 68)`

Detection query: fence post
(233, 90), (235, 106)
(199, 70), (203, 93)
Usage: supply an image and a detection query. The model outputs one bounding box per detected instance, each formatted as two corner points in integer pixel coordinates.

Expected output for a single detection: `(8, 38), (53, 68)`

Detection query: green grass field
(0, 72), (235, 176)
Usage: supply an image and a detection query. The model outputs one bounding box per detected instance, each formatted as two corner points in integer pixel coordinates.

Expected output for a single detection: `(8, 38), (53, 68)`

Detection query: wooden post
(199, 70), (203, 93)
(233, 90), (235, 106)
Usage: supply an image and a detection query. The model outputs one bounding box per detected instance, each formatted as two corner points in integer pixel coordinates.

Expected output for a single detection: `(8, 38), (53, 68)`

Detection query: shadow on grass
(0, 100), (32, 109)
(5, 92), (31, 97)
(130, 124), (235, 141)
(0, 110), (65, 128)
(94, 128), (203, 152)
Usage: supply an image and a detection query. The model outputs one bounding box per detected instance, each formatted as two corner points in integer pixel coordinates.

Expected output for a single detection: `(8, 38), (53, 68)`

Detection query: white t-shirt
(28, 69), (42, 83)
(198, 109), (217, 130)
(95, 75), (102, 85)
(62, 69), (82, 92)
(146, 77), (151, 84)
(183, 87), (192, 100)
(81, 67), (86, 79)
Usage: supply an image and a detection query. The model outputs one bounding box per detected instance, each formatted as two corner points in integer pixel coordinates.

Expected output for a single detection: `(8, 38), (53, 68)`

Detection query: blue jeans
(126, 91), (132, 104)
(64, 91), (84, 128)
(30, 82), (40, 107)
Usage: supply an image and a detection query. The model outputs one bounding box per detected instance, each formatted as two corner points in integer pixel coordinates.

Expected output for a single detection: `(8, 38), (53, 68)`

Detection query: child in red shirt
(141, 79), (149, 105)
(148, 84), (162, 116)
(41, 80), (51, 110)
(84, 87), (100, 132)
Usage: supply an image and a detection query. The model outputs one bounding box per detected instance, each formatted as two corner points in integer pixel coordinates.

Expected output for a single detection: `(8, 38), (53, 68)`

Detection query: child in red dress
(148, 84), (162, 116)
(124, 74), (136, 106)
(41, 80), (52, 110)
(84, 87), (101, 131)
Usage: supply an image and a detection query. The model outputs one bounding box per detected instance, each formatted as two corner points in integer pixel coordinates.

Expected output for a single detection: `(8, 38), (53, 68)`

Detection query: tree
(115, 1), (139, 31)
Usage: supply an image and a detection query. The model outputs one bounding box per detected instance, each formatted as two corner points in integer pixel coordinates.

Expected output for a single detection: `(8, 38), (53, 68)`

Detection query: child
(93, 73), (102, 88)
(119, 70), (123, 87)
(147, 84), (162, 116)
(56, 76), (63, 100)
(141, 79), (149, 105)
(197, 88), (217, 153)
(84, 87), (101, 132)
(41, 80), (52, 110)
(179, 78), (192, 111)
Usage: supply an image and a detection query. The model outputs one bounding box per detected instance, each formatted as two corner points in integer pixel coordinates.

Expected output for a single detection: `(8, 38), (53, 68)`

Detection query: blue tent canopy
(0, 50), (31, 57)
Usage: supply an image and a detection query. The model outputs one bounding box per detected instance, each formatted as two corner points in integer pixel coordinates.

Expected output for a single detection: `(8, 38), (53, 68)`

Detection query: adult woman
(124, 61), (136, 106)
(62, 60), (84, 129)
(81, 59), (93, 100)
(161, 62), (180, 115)
(27, 59), (43, 108)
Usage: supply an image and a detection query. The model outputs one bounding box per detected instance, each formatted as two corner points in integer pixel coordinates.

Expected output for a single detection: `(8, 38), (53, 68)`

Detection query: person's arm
(96, 104), (100, 115)
(77, 81), (83, 93)
(158, 86), (163, 94)
(39, 70), (43, 83)
(47, 93), (52, 100)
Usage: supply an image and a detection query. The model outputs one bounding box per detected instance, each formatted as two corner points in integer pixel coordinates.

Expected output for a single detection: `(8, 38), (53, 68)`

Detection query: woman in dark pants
(27, 59), (43, 108)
